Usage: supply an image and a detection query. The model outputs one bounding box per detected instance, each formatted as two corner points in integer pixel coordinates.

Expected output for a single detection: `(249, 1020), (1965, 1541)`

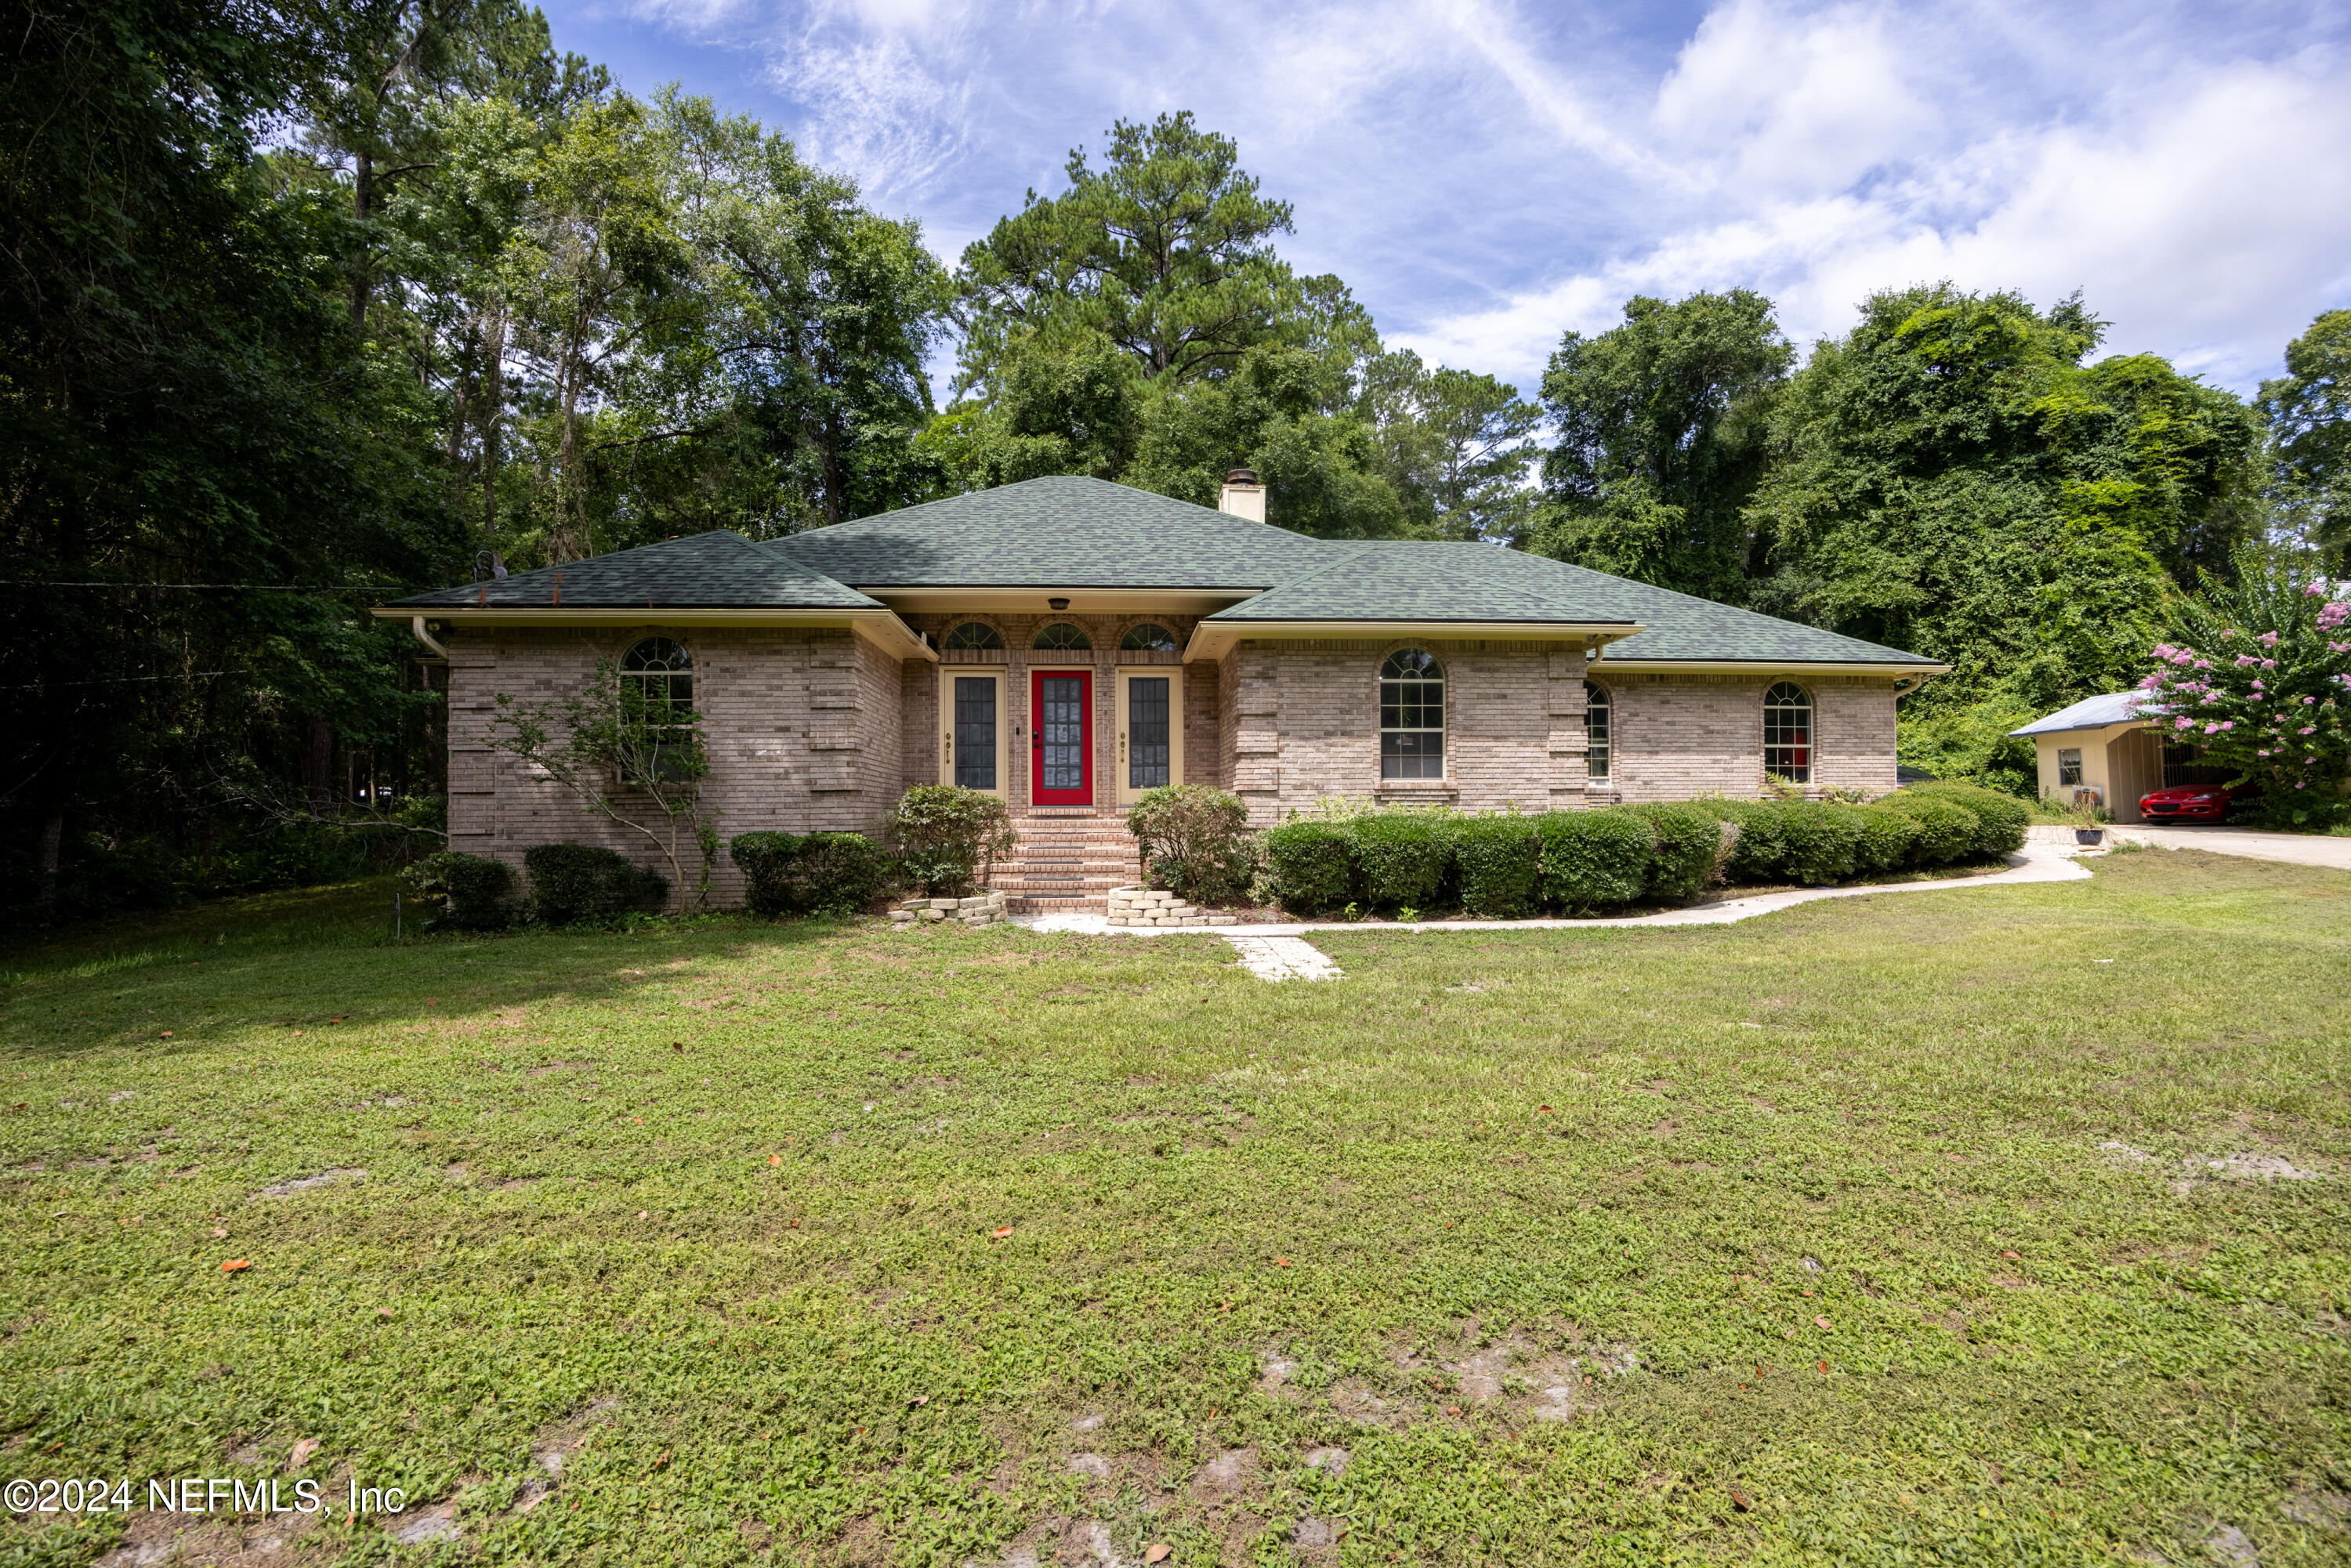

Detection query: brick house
(382, 474), (1946, 909)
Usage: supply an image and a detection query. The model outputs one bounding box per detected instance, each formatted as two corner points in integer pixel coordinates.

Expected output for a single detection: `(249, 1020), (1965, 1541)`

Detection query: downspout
(411, 616), (451, 661)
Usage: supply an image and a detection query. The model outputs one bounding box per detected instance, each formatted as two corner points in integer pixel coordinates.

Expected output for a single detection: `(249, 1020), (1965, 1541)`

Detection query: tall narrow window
(1379, 649), (1444, 780)
(1762, 681), (1812, 784)
(943, 621), (1004, 651)
(1033, 622), (1092, 651)
(1584, 682), (1611, 781)
(1128, 677), (1171, 788)
(621, 637), (695, 776)
(2056, 748), (2083, 787)
(953, 676), (998, 790)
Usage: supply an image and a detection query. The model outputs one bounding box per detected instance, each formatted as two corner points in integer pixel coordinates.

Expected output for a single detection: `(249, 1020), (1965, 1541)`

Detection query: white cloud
(574, 0), (2351, 396)
(1399, 9), (2351, 392)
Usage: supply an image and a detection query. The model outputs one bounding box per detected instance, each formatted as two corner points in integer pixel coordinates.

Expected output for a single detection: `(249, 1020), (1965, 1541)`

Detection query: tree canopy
(1533, 288), (1791, 600)
(2260, 308), (2351, 567)
(1739, 285), (2260, 720)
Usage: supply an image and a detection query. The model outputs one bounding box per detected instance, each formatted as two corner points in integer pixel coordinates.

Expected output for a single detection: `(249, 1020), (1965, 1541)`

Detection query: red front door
(1030, 669), (1092, 806)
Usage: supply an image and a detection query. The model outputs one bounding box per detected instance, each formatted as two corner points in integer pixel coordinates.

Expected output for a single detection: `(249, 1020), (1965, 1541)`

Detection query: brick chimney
(1217, 467), (1265, 523)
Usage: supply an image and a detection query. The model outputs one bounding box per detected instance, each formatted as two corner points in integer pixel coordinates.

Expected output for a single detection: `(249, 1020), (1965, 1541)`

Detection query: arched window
(1763, 681), (1812, 784)
(621, 637), (695, 775)
(1584, 682), (1611, 782)
(1033, 622), (1092, 651)
(1379, 649), (1444, 780)
(1119, 623), (1178, 653)
(620, 636), (693, 713)
(942, 621), (1004, 651)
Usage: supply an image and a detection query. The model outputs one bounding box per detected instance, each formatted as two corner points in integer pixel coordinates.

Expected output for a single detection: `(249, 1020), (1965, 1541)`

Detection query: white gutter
(410, 615), (451, 660)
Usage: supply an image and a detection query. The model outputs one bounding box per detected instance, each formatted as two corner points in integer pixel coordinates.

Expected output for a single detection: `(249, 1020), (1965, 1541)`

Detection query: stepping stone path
(1224, 935), (1342, 982)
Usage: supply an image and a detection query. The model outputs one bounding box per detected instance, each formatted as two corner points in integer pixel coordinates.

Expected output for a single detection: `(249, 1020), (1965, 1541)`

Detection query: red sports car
(2138, 784), (2244, 822)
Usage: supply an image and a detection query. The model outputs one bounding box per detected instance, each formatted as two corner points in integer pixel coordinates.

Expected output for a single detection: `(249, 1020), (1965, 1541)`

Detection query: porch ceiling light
(1048, 596), (1070, 610)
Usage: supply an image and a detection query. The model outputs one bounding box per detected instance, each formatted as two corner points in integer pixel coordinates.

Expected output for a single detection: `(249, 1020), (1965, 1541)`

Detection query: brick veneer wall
(444, 624), (904, 906)
(1581, 668), (1901, 802)
(441, 617), (1909, 901)
(1219, 637), (1596, 824)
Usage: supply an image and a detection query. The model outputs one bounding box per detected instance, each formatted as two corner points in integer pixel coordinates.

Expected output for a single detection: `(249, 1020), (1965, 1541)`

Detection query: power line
(0, 581), (408, 592)
(0, 671), (232, 691)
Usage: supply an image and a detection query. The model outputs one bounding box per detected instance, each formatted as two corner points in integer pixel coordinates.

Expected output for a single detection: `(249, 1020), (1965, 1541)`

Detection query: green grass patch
(2, 852), (2347, 1565)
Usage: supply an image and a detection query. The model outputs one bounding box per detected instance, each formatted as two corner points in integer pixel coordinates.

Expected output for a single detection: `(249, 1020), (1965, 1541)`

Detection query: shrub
(523, 844), (668, 925)
(728, 831), (803, 918)
(1776, 801), (1863, 884)
(893, 785), (1016, 896)
(1843, 804), (1919, 871)
(1536, 809), (1653, 911)
(1128, 786), (1257, 906)
(1262, 821), (1354, 914)
(1349, 813), (1456, 910)
(786, 832), (887, 914)
(1907, 781), (2028, 856)
(1632, 802), (1724, 900)
(1722, 800), (1790, 881)
(401, 851), (520, 930)
(1878, 791), (1980, 864)
(1454, 815), (1544, 918)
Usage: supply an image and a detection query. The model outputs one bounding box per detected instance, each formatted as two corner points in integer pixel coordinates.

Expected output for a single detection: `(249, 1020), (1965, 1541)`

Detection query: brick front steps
(1106, 885), (1240, 928)
(990, 811), (1148, 914)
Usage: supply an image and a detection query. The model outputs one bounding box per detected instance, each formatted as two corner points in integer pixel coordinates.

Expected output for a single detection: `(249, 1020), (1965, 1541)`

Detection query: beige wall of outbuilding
(2030, 723), (2163, 821)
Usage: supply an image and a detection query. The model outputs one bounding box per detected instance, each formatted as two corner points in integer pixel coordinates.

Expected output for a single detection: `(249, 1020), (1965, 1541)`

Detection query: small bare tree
(488, 658), (719, 909)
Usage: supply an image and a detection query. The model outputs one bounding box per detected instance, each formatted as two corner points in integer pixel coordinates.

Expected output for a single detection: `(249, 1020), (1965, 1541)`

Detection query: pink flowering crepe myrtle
(2139, 570), (2351, 823)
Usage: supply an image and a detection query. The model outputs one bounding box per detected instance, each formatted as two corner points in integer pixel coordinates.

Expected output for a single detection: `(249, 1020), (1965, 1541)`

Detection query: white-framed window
(1034, 621), (1092, 651)
(621, 637), (694, 774)
(1762, 681), (1812, 784)
(1379, 649), (1444, 780)
(2056, 748), (2083, 787)
(1584, 681), (1611, 781)
(1119, 622), (1178, 653)
(943, 621), (1004, 651)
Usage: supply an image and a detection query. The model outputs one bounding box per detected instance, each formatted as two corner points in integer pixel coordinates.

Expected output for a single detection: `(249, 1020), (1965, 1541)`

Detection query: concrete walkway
(2102, 822), (2351, 870)
(1017, 838), (2095, 949)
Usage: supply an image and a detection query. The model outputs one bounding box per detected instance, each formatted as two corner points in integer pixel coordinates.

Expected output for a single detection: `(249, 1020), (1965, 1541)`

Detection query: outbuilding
(2009, 691), (2223, 821)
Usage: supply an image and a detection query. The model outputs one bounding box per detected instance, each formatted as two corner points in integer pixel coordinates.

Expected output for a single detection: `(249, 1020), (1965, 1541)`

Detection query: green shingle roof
(388, 478), (1941, 668)
(393, 530), (878, 610)
(769, 475), (1331, 588)
(1204, 541), (1647, 625)
(1204, 542), (1936, 664)
(1592, 577), (1939, 666)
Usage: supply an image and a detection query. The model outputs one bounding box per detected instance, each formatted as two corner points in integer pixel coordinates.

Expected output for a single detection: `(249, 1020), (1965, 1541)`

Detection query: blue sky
(542, 0), (2351, 400)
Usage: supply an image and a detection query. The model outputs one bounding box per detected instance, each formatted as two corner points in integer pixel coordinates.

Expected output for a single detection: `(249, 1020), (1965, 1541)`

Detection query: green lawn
(2, 850), (2346, 1566)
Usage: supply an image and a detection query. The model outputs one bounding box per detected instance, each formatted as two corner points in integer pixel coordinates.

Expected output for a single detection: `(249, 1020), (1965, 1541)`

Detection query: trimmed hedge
(1907, 781), (2029, 856)
(1263, 821), (1355, 914)
(1878, 791), (1979, 864)
(1632, 802), (1723, 900)
(1252, 785), (2030, 918)
(1846, 803), (1920, 871)
(1349, 813), (1455, 909)
(728, 831), (802, 917)
(730, 831), (886, 916)
(1454, 816), (1543, 918)
(789, 833), (886, 914)
(1537, 809), (1654, 911)
(523, 844), (668, 925)
(1777, 801), (1863, 885)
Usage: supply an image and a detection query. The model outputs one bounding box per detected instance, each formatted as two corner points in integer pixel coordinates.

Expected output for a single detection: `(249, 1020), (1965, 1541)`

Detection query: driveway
(2103, 822), (2351, 871)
